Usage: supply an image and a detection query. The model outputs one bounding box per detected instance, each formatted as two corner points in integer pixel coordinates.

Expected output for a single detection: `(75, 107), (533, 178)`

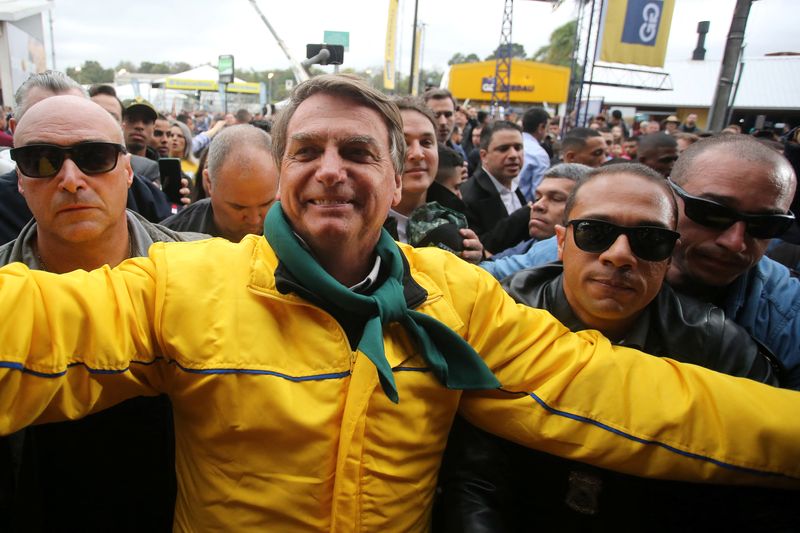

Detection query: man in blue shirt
(518, 107), (551, 202)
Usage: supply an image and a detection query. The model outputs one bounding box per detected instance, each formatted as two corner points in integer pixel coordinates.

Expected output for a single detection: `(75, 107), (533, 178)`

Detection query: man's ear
(562, 150), (574, 163)
(479, 148), (487, 164)
(17, 172), (24, 196)
(9, 117), (16, 134)
(203, 168), (214, 196)
(391, 172), (402, 206)
(122, 154), (133, 188)
(555, 224), (566, 260)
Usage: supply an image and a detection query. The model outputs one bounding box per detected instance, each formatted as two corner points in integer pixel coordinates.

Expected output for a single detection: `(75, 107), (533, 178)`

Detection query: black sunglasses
(10, 142), (127, 179)
(668, 179), (794, 239)
(568, 219), (680, 262)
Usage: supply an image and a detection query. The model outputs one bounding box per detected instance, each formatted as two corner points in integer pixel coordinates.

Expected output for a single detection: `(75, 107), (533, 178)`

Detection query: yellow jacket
(0, 236), (798, 532)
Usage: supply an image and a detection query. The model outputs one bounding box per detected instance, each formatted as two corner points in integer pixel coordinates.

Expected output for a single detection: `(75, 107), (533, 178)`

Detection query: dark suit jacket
(460, 167), (530, 254)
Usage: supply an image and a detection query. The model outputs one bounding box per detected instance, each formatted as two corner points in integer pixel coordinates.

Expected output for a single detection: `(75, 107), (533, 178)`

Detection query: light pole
(267, 72), (274, 104)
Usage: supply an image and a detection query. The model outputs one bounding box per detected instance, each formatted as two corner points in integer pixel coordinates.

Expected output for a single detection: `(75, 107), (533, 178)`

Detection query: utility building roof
(588, 56), (800, 110)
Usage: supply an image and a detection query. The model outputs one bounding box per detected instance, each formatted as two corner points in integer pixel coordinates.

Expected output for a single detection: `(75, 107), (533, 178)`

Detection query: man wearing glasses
(0, 94), (204, 531)
(666, 135), (799, 389)
(0, 77), (799, 530)
(480, 136), (800, 389)
(439, 163), (790, 532)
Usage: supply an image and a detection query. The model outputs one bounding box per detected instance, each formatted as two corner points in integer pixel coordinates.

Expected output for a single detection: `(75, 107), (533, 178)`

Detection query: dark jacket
(160, 198), (220, 237)
(437, 264), (794, 533)
(0, 170), (172, 245)
(459, 167), (530, 254)
(0, 211), (207, 533)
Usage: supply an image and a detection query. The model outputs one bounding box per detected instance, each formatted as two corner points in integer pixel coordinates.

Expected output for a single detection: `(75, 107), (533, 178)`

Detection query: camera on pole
(303, 44), (345, 67)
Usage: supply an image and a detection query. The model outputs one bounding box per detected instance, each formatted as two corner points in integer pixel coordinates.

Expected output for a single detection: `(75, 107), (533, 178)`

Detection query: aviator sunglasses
(10, 142), (127, 179)
(668, 178), (794, 239)
(567, 219), (680, 262)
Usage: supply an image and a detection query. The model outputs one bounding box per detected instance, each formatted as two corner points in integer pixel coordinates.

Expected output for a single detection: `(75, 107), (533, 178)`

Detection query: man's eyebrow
(697, 191), (784, 214)
(289, 132), (380, 148)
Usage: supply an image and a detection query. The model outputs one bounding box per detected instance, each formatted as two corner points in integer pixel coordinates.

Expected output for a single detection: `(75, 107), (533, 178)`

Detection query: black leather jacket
(436, 264), (795, 533)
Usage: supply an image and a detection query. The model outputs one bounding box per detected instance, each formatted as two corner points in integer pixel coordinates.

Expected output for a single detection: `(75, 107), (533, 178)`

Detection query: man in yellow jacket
(0, 74), (798, 532)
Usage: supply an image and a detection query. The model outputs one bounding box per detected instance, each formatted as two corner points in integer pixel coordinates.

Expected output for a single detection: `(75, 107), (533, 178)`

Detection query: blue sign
(621, 0), (663, 47)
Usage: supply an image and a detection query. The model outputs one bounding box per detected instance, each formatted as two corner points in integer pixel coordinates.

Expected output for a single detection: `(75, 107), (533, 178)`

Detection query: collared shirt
(483, 166), (523, 215)
(388, 209), (409, 243)
(350, 256), (382, 293)
(518, 132), (551, 202)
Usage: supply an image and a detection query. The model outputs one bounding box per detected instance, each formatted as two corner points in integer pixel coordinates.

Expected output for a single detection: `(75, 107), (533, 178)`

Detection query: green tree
(66, 60), (114, 84)
(531, 19), (577, 67)
(138, 61), (172, 74)
(448, 52), (481, 65)
(114, 60), (138, 73)
(485, 43), (526, 61)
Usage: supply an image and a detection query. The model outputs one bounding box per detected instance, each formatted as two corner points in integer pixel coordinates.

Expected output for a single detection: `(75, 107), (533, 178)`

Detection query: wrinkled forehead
(686, 148), (795, 210)
(16, 99), (124, 145)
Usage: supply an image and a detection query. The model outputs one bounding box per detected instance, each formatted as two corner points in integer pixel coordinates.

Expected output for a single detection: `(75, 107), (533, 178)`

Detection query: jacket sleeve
(474, 205), (531, 255)
(431, 255), (800, 487)
(0, 257), (165, 434)
(479, 235), (559, 280)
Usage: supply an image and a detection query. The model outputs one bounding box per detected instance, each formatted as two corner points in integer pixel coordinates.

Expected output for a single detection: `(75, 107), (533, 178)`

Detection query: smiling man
(0, 76), (799, 531)
(440, 163), (787, 532)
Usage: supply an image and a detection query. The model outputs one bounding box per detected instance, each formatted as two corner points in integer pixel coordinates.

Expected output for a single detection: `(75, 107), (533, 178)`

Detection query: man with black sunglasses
(0, 77), (799, 531)
(0, 94), (206, 532)
(666, 135), (800, 389)
(439, 164), (791, 532)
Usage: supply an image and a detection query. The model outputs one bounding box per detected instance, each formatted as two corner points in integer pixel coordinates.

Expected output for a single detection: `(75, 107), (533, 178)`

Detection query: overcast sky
(51, 0), (797, 74)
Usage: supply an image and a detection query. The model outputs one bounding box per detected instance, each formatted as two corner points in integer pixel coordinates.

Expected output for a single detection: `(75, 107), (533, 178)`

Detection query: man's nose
(57, 158), (87, 194)
(406, 140), (423, 161)
(316, 147), (346, 186)
(598, 234), (636, 268)
(715, 220), (748, 254)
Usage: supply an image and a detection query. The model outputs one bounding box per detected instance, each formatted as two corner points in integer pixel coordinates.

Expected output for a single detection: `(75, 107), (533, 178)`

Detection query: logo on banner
(622, 0), (663, 46)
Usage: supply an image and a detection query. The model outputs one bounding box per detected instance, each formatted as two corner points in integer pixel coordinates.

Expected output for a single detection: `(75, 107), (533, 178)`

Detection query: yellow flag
(383, 0), (399, 90)
(599, 0), (675, 67)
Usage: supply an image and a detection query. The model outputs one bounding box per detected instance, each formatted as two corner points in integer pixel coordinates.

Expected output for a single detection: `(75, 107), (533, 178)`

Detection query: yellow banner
(164, 78), (261, 94)
(599, 0), (675, 67)
(383, 0), (398, 90)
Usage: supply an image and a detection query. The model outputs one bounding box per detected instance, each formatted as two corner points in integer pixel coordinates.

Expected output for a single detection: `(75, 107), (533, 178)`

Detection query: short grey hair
(14, 70), (86, 120)
(543, 163), (591, 183)
(271, 74), (405, 176)
(207, 124), (272, 183)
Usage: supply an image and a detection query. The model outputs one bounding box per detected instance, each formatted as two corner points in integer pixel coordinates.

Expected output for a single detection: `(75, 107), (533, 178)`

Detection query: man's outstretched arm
(0, 259), (164, 433)
(419, 249), (800, 486)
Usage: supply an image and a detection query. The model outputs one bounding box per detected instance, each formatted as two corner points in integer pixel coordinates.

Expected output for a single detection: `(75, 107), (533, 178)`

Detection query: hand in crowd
(180, 177), (192, 205)
(459, 228), (484, 264)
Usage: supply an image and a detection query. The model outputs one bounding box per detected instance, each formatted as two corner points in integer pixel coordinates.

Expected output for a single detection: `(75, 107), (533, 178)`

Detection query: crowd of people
(0, 69), (798, 531)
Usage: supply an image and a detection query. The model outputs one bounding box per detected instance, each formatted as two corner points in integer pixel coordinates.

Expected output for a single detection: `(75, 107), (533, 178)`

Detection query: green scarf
(263, 203), (500, 403)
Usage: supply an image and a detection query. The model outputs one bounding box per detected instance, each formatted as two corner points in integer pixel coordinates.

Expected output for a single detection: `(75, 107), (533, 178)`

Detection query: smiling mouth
(310, 199), (352, 206)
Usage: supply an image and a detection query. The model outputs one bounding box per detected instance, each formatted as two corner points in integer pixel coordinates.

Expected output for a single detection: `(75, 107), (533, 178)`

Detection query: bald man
(162, 124), (278, 242)
(0, 95), (205, 531)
